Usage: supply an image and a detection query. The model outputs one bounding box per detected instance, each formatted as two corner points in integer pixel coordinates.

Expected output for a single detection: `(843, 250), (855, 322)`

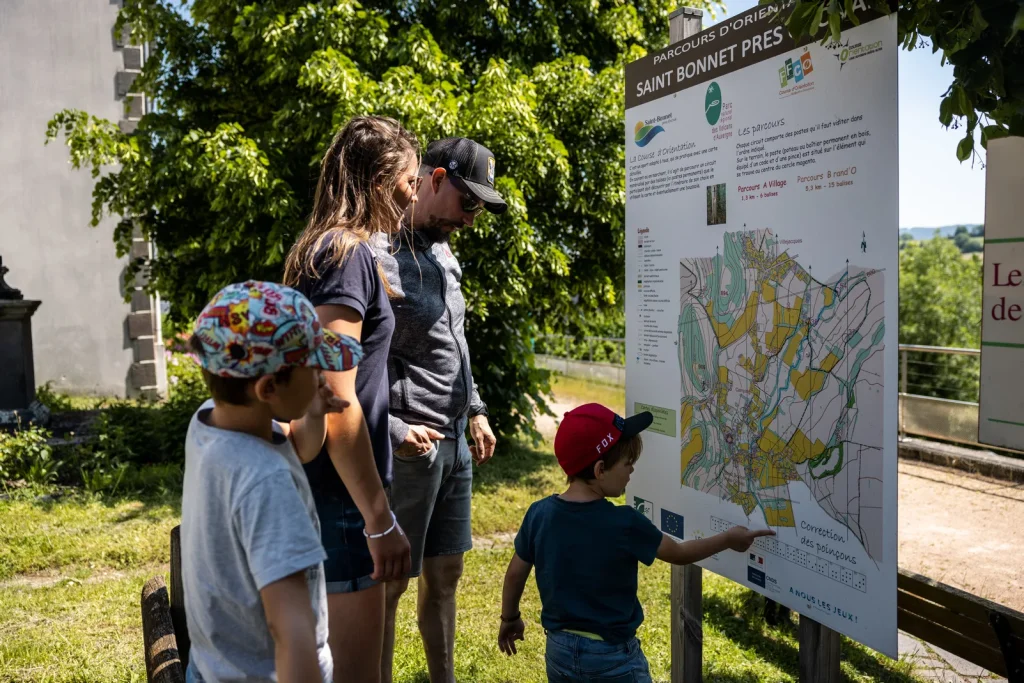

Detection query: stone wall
(0, 0), (165, 399)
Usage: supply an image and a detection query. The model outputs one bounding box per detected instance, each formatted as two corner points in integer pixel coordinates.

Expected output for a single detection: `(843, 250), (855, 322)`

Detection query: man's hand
(469, 415), (497, 465)
(395, 424), (445, 457)
(724, 526), (775, 552)
(307, 371), (350, 419)
(366, 514), (412, 582)
(498, 617), (526, 656)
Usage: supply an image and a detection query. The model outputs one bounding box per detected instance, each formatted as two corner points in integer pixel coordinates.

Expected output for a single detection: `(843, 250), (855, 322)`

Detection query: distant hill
(899, 225), (983, 241)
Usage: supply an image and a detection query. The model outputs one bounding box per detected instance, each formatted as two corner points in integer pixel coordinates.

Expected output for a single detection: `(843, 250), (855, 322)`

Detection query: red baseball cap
(554, 403), (654, 476)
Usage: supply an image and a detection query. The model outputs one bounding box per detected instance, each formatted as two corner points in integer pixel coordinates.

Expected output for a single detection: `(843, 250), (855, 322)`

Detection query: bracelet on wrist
(363, 511), (400, 539)
(500, 612), (521, 623)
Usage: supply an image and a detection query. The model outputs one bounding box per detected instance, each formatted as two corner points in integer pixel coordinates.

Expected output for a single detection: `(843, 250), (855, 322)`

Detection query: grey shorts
(391, 434), (474, 578)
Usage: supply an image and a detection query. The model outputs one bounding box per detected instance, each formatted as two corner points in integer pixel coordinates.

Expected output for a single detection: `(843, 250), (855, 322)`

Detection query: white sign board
(624, 5), (898, 657)
(979, 136), (1024, 451)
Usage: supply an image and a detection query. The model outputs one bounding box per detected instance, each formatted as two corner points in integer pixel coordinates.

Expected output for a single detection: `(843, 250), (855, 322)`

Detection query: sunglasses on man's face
(449, 177), (484, 215)
(420, 165), (485, 215)
(458, 193), (484, 215)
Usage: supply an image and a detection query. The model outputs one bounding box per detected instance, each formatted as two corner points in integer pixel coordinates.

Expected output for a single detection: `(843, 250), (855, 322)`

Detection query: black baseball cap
(422, 137), (508, 214)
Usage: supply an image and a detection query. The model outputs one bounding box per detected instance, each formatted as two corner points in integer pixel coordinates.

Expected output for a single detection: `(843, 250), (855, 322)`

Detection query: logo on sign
(704, 82), (722, 125)
(779, 50), (814, 88)
(830, 38), (884, 71)
(661, 509), (684, 539)
(748, 566), (766, 588)
(633, 496), (654, 522)
(633, 120), (665, 147)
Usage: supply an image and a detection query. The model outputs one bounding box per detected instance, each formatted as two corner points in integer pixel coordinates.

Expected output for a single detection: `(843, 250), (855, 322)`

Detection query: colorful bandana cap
(192, 281), (363, 378)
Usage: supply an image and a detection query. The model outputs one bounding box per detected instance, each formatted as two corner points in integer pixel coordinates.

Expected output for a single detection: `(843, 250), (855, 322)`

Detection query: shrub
(5, 351), (207, 495)
(0, 426), (60, 486)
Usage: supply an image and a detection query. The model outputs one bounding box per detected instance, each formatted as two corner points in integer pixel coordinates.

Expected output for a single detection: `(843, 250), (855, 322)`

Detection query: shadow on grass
(26, 482), (183, 521)
(472, 439), (562, 496)
(703, 592), (920, 683)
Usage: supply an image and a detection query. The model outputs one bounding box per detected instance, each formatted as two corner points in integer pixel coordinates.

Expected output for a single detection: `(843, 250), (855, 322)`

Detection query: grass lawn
(0, 384), (921, 682)
(549, 375), (625, 414)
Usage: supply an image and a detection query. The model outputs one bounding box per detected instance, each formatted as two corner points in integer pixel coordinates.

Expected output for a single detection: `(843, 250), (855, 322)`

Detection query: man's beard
(419, 215), (461, 244)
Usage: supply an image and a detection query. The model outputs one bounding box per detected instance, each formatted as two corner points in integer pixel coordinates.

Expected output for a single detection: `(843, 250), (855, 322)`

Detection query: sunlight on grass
(550, 375), (625, 413)
(472, 440), (565, 537)
(0, 569), (151, 682)
(0, 492), (179, 581)
(0, 376), (925, 682)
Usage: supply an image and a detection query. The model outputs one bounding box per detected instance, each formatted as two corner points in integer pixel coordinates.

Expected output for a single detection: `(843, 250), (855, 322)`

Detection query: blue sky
(706, 1), (986, 228)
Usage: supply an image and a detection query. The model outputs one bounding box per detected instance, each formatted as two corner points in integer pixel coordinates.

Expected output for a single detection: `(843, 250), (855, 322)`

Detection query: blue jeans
(545, 630), (653, 682)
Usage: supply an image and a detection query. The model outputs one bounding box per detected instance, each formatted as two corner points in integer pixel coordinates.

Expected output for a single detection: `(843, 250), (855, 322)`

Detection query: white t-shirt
(181, 400), (332, 682)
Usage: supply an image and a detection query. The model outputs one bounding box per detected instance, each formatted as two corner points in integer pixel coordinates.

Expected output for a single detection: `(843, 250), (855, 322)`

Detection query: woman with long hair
(284, 115), (420, 680)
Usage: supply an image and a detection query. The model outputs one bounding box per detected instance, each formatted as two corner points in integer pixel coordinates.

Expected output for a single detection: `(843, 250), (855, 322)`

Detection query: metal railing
(535, 335), (993, 449)
(533, 335), (627, 366)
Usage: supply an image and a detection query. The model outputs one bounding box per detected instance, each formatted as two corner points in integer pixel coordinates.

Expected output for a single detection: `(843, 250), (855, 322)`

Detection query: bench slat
(898, 568), (1024, 639)
(170, 525), (190, 668)
(898, 589), (1000, 648)
(898, 608), (1009, 677)
(141, 576), (185, 683)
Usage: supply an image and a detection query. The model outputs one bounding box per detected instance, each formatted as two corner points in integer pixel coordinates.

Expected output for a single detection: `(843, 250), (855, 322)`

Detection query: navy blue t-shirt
(514, 496), (664, 644)
(296, 236), (395, 489)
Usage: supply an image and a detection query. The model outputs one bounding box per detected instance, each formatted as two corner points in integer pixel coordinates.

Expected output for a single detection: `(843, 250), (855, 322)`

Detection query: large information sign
(979, 136), (1024, 451)
(624, 4), (898, 656)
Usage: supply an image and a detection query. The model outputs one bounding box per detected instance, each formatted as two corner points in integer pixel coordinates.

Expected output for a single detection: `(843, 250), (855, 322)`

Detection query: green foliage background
(45, 1), (1020, 438)
(46, 0), (729, 439)
(898, 237), (983, 400)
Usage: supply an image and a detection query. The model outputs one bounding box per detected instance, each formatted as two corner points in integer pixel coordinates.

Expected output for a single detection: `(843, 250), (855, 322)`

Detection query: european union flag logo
(661, 509), (684, 539)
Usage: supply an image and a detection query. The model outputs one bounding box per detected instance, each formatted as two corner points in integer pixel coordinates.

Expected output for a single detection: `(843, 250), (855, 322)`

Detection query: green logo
(705, 82), (722, 125)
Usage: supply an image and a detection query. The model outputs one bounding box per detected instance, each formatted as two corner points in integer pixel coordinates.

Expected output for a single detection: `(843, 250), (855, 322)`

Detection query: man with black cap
(375, 137), (506, 683)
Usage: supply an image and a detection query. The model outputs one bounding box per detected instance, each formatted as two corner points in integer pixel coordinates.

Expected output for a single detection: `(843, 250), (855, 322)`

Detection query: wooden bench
(140, 526), (188, 683)
(898, 568), (1024, 682)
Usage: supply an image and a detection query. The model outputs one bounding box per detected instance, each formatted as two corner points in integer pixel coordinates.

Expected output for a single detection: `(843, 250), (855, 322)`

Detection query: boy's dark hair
(568, 434), (644, 482)
(189, 335), (294, 406)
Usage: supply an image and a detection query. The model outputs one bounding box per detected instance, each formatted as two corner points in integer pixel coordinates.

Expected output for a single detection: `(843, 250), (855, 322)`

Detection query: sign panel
(979, 136), (1024, 451)
(625, 3), (898, 657)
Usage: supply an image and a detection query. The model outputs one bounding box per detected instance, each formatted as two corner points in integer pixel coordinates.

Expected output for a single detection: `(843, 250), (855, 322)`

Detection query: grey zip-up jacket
(373, 230), (487, 448)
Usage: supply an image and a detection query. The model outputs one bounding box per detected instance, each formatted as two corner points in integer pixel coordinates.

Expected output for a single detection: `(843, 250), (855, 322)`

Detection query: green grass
(550, 375), (626, 413)
(0, 492), (179, 582)
(0, 386), (923, 682)
(471, 440), (565, 537)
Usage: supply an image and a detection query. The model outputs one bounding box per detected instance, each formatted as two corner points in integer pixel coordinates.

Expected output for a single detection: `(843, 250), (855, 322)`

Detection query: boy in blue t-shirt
(498, 403), (774, 681)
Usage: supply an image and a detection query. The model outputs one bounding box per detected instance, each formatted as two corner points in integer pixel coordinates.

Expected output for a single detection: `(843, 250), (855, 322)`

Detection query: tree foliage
(775, 0), (1023, 162)
(46, 0), (721, 439)
(898, 237), (983, 400)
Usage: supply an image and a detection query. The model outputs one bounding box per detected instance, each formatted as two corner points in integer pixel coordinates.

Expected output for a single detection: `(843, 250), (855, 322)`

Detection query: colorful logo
(704, 82), (722, 125)
(633, 120), (665, 147)
(779, 49), (814, 88)
(486, 156), (495, 184)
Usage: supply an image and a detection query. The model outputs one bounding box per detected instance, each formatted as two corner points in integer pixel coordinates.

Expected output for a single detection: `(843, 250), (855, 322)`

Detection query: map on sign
(678, 228), (885, 562)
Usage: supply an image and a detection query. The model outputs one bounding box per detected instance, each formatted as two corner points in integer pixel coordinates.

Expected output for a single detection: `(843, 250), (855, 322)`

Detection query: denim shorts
(390, 435), (473, 577)
(545, 630), (653, 682)
(304, 455), (381, 594)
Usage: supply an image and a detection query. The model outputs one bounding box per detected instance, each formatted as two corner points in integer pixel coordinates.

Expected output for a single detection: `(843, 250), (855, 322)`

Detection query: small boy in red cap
(498, 403), (774, 681)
